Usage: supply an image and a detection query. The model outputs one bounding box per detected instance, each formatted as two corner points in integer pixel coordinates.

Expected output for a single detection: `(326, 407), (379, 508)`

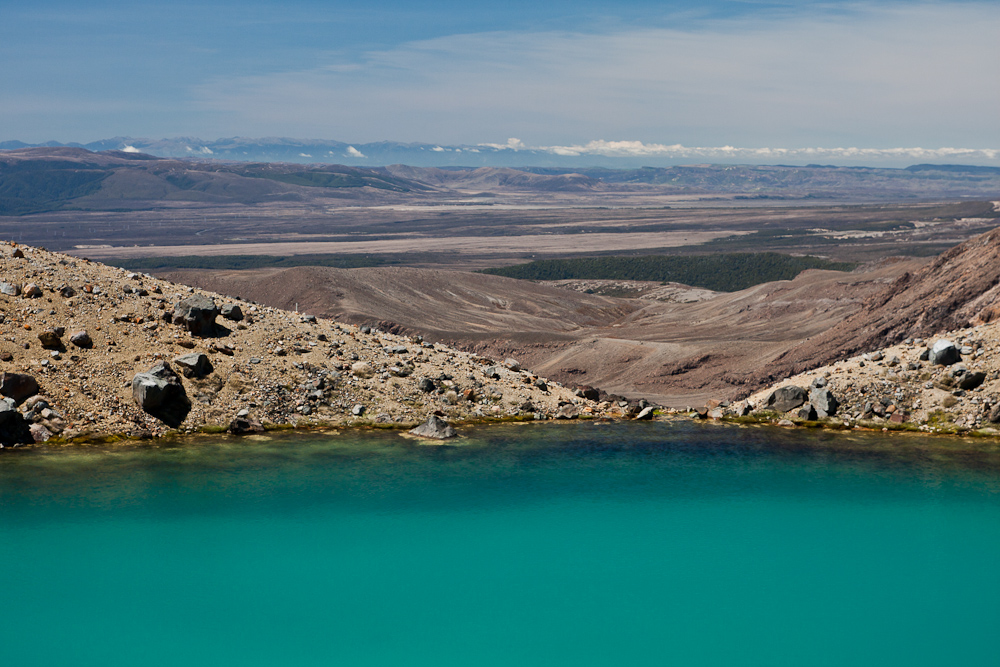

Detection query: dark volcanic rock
(221, 303), (244, 321)
(172, 294), (220, 336)
(0, 397), (32, 447)
(409, 415), (457, 439)
(795, 403), (818, 420)
(929, 339), (961, 366)
(0, 372), (39, 405)
(764, 385), (807, 413)
(809, 386), (839, 417)
(69, 330), (93, 348)
(958, 371), (986, 390)
(228, 416), (265, 435)
(173, 352), (214, 379)
(131, 362), (191, 427)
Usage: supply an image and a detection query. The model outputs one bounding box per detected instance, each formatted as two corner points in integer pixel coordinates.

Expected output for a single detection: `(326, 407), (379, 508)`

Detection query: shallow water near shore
(2, 421), (999, 667)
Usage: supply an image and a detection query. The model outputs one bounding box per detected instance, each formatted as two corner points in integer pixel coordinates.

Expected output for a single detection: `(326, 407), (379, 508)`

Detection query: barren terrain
(164, 259), (923, 407)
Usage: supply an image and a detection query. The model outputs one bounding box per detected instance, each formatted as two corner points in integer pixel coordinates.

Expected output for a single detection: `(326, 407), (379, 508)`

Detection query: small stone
(635, 406), (657, 420)
(503, 358), (521, 372)
(22, 283), (42, 298)
(173, 352), (214, 379)
(351, 361), (374, 378)
(220, 303), (244, 321)
(171, 294), (219, 336)
(37, 330), (62, 349)
(352, 404), (365, 416)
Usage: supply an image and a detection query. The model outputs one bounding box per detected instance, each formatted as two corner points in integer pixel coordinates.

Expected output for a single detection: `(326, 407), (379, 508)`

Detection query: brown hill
(164, 259), (921, 407)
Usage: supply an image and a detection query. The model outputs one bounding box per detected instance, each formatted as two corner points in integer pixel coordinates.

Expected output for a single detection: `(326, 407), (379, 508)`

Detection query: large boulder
(809, 387), (839, 418)
(765, 385), (807, 413)
(409, 415), (457, 439)
(172, 294), (220, 336)
(173, 353), (214, 379)
(929, 339), (961, 366)
(131, 362), (191, 427)
(0, 372), (39, 405)
(0, 397), (32, 447)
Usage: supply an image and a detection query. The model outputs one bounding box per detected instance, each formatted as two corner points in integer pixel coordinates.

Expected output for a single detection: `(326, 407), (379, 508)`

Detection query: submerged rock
(228, 416), (265, 435)
(409, 415), (457, 439)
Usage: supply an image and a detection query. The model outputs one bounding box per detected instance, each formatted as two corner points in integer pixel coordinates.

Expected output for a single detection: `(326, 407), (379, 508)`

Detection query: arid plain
(3, 147), (999, 406)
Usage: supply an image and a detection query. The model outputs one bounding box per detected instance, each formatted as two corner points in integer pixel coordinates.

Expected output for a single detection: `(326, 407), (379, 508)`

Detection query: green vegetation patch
(480, 252), (856, 292)
(0, 161), (111, 215)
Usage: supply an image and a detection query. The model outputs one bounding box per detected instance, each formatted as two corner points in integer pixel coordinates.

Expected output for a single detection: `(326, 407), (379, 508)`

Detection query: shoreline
(10, 409), (1000, 452)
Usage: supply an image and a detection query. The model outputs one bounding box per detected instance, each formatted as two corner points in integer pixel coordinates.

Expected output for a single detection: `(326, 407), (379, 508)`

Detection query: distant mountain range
(1, 147), (999, 217)
(3, 137), (999, 169)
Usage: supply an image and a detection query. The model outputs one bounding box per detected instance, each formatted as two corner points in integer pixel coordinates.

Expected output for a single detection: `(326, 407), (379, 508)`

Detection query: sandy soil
(163, 259), (924, 407)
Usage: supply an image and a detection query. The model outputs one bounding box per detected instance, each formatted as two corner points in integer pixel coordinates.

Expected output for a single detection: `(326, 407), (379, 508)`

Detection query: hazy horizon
(3, 0), (998, 166)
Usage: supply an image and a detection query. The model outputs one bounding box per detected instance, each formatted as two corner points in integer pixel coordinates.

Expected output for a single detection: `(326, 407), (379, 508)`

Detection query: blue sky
(2, 0), (998, 161)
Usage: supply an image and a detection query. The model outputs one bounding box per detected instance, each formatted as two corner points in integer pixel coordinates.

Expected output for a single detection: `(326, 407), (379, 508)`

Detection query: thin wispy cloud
(193, 3), (1000, 149)
(501, 140), (1000, 163)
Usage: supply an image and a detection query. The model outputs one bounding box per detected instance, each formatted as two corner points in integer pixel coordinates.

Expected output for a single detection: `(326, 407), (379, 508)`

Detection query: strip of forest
(480, 252), (856, 292)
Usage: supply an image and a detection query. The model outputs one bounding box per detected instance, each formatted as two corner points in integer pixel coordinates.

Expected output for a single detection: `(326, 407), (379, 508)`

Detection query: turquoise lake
(2, 421), (999, 666)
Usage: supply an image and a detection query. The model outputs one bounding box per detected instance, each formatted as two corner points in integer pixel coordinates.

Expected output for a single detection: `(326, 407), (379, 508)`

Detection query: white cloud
(193, 3), (1000, 149)
(519, 141), (1000, 162)
(121, 145), (141, 153)
(345, 146), (365, 158)
(299, 152), (312, 157)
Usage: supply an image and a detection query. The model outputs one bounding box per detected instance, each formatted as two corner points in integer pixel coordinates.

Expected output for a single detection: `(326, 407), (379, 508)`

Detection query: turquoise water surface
(2, 421), (999, 666)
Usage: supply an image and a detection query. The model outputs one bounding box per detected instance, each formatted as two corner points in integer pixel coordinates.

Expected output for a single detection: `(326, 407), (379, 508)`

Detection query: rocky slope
(165, 259), (919, 406)
(747, 225), (1000, 389)
(717, 224), (1000, 433)
(0, 243), (617, 448)
(743, 325), (1000, 434)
